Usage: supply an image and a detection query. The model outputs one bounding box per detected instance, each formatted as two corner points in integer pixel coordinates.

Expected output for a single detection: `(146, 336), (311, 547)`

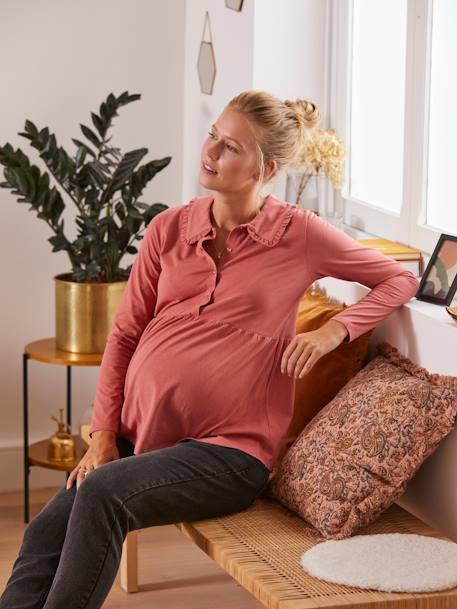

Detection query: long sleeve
(304, 211), (420, 342)
(88, 213), (163, 438)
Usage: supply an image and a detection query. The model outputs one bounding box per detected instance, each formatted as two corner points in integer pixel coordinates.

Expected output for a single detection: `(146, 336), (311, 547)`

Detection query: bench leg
(119, 530), (139, 593)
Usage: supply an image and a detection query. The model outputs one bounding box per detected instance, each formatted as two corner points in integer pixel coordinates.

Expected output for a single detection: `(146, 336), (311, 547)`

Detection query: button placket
(197, 228), (237, 314)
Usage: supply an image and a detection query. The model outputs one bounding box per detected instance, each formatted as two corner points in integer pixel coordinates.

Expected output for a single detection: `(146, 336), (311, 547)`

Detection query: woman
(0, 90), (419, 609)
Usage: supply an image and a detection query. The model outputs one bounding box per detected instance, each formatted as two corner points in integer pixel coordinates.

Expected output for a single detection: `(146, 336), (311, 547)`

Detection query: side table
(23, 338), (103, 523)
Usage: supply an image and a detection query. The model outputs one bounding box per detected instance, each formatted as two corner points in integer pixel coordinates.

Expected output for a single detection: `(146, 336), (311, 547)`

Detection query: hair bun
(284, 98), (321, 131)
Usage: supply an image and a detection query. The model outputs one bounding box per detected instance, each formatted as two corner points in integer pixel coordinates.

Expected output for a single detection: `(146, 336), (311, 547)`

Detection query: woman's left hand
(281, 319), (349, 379)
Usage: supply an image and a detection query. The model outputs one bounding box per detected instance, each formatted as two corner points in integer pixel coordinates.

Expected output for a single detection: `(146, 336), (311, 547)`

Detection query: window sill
(340, 221), (457, 306)
(405, 297), (457, 324)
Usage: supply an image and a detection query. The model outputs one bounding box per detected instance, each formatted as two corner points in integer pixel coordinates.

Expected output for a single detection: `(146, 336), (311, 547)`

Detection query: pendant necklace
(210, 238), (230, 260)
(209, 196), (264, 261)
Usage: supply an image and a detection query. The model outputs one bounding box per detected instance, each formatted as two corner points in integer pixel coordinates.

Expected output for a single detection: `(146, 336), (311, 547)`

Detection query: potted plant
(0, 90), (171, 353)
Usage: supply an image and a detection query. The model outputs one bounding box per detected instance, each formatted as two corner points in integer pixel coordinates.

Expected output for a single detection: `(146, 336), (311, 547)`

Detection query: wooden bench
(118, 496), (457, 608)
(116, 279), (457, 607)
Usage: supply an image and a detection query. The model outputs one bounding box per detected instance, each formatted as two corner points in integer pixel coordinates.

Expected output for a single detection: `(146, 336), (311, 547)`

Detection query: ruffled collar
(180, 193), (296, 248)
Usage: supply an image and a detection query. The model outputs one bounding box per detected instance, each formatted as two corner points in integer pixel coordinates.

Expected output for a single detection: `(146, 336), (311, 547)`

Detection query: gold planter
(54, 273), (127, 354)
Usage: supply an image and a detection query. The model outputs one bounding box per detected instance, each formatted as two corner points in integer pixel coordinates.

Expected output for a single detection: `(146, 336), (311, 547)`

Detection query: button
(226, 247), (232, 252)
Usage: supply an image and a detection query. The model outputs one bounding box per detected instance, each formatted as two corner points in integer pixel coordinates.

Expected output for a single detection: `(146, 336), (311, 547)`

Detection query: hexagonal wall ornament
(197, 11), (216, 95)
(225, 0), (244, 11)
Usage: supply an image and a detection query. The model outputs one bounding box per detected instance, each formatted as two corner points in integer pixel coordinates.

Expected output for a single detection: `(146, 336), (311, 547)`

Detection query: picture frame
(415, 233), (457, 305)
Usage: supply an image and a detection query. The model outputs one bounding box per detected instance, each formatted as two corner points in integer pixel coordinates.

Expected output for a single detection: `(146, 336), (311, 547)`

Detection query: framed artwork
(416, 233), (457, 305)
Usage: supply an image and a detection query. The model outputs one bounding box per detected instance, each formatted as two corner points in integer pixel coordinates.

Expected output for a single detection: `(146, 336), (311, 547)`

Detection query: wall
(181, 0), (328, 202)
(181, 0), (256, 200)
(0, 0), (186, 490)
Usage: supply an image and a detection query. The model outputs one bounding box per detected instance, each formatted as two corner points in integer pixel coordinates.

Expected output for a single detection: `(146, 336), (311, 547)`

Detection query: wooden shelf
(22, 338), (101, 522)
(28, 435), (89, 471)
(24, 338), (103, 366)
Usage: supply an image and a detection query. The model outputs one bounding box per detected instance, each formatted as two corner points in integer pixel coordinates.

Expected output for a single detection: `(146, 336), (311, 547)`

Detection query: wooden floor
(0, 486), (264, 608)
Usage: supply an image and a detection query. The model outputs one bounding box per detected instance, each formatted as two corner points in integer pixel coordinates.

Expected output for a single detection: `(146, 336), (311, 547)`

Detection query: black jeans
(0, 437), (270, 609)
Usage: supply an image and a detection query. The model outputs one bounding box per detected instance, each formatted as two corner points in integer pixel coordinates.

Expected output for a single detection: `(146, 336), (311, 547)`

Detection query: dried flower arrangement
(292, 128), (347, 208)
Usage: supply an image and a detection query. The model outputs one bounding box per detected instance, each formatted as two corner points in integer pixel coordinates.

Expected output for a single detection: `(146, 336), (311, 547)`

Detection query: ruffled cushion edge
(376, 341), (457, 391)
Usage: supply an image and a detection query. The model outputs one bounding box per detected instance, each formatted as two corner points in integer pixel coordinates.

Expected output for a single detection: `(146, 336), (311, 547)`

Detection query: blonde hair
(226, 89), (321, 192)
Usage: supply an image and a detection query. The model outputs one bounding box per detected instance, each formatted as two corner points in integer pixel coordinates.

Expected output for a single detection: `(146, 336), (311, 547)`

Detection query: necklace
(209, 195), (265, 261)
(210, 238), (229, 260)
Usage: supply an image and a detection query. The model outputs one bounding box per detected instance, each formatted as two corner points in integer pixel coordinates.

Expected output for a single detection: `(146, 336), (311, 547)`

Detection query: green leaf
(101, 148), (148, 203)
(75, 146), (87, 168)
(48, 233), (70, 252)
(115, 201), (126, 221)
(26, 171), (36, 199)
(128, 156), (171, 200)
(49, 188), (65, 225)
(15, 169), (28, 193)
(99, 101), (111, 122)
(72, 139), (96, 159)
(128, 207), (143, 220)
(24, 119), (39, 138)
(142, 202), (168, 223)
(91, 112), (105, 138)
(39, 127), (50, 143)
(85, 164), (107, 189)
(39, 172), (50, 189)
(80, 124), (102, 149)
(0, 144), (31, 171)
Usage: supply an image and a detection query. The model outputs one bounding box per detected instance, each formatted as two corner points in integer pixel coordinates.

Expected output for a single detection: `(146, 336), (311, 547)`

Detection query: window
(426, 0), (457, 235)
(329, 0), (457, 255)
(349, 0), (407, 215)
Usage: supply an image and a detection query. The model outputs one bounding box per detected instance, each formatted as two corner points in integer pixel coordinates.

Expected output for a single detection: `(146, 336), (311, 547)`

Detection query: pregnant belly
(123, 314), (276, 435)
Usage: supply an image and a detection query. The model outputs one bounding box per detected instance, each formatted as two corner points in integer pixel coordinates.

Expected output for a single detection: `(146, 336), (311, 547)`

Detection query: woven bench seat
(179, 497), (457, 608)
(119, 496), (457, 608)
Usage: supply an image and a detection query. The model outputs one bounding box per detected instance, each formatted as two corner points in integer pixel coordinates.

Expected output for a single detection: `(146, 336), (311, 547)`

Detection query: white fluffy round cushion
(300, 533), (457, 592)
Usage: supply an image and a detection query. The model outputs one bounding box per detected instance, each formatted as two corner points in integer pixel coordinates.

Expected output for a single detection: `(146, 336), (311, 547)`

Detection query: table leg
(23, 352), (30, 524)
(66, 365), (71, 428)
(66, 365), (72, 482)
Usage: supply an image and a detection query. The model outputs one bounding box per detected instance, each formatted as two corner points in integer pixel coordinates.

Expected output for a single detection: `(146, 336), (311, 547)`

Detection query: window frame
(325, 0), (443, 255)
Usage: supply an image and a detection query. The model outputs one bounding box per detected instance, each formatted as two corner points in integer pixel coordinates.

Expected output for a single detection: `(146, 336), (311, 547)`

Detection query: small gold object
(446, 306), (457, 323)
(48, 408), (76, 462)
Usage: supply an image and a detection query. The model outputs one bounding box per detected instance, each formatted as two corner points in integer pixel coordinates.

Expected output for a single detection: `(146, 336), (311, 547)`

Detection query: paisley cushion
(268, 342), (457, 539)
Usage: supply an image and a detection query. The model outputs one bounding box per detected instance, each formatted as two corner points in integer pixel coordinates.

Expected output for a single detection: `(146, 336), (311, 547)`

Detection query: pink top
(88, 193), (420, 471)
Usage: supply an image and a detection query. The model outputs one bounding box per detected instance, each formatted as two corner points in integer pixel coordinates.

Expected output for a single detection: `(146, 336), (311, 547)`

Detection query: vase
(285, 167), (319, 213)
(286, 168), (344, 228)
(54, 273), (127, 354)
(315, 174), (344, 229)
(317, 180), (344, 228)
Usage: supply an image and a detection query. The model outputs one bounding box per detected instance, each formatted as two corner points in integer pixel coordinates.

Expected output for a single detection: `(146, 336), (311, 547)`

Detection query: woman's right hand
(66, 431), (119, 491)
